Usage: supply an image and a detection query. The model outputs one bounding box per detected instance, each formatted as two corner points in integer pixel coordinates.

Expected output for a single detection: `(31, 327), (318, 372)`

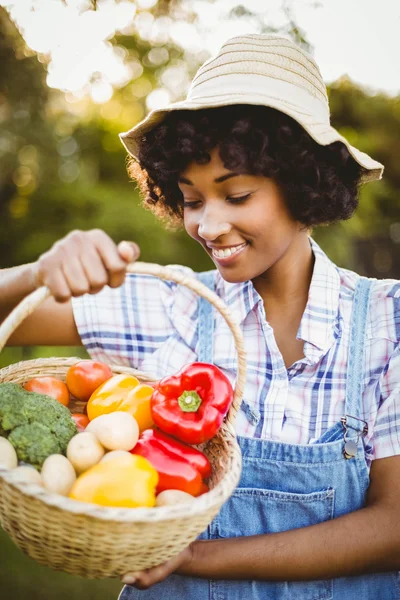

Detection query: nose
(197, 206), (232, 241)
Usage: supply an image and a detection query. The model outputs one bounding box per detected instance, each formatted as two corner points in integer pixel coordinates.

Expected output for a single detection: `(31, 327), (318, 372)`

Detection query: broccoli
(8, 423), (61, 468)
(0, 382), (78, 468)
(0, 383), (29, 431)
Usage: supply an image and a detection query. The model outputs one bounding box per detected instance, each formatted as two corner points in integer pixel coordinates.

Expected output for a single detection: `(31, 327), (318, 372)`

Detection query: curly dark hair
(128, 105), (363, 226)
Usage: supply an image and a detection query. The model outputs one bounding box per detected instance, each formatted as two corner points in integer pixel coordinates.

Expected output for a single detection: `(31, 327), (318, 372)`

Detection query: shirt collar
(215, 274), (261, 326)
(215, 237), (341, 357)
(297, 238), (341, 358)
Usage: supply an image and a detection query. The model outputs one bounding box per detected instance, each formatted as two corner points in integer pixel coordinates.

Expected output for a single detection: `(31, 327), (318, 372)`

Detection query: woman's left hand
(121, 544), (194, 590)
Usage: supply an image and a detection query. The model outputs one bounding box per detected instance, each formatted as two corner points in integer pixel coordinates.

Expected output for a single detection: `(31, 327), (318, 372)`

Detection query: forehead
(180, 147), (228, 181)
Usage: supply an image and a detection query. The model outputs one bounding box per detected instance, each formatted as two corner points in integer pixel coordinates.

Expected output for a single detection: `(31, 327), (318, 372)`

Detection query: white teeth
(212, 244), (246, 259)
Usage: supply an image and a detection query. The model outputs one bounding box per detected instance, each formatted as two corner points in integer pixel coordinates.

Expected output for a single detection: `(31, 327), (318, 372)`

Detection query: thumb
(117, 241), (140, 263)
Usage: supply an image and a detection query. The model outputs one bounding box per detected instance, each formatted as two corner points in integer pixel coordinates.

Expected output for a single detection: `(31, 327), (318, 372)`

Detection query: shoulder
(124, 264), (222, 320)
(338, 267), (400, 342)
(72, 264), (201, 328)
(124, 264), (197, 296)
(116, 264), (203, 319)
(71, 264), (218, 367)
(73, 264), (220, 319)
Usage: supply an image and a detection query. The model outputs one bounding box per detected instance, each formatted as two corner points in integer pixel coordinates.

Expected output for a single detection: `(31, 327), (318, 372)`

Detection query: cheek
(248, 214), (299, 250)
(183, 213), (199, 240)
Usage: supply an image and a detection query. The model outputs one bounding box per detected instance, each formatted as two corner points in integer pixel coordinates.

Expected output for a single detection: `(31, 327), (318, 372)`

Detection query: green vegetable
(8, 423), (61, 467)
(0, 383), (78, 468)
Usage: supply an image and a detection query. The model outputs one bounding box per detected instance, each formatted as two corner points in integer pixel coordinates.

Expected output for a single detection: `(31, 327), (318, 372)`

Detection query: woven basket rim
(0, 356), (158, 382)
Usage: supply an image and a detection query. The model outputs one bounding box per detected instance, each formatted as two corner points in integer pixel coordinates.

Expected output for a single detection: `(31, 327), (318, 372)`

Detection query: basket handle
(0, 262), (246, 428)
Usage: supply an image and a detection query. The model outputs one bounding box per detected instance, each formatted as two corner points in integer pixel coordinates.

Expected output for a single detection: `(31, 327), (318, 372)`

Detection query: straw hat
(119, 34), (384, 183)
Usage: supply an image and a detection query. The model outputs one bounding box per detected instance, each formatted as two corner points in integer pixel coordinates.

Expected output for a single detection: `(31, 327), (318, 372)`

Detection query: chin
(216, 268), (251, 284)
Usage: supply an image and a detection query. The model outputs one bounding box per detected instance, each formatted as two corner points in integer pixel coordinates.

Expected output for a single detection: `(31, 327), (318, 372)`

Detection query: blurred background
(0, 0), (399, 597)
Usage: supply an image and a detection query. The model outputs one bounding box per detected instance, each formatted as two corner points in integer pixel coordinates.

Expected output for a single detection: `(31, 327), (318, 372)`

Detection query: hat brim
(119, 94), (384, 184)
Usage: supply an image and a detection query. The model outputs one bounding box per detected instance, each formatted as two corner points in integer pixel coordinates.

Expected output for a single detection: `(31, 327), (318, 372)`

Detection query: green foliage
(314, 78), (400, 274)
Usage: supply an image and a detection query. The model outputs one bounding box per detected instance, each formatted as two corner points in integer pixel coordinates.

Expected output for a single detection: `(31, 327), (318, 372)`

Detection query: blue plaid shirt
(72, 238), (400, 463)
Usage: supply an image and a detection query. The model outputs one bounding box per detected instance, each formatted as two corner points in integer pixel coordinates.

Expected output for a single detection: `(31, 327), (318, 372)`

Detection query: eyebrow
(178, 173), (239, 185)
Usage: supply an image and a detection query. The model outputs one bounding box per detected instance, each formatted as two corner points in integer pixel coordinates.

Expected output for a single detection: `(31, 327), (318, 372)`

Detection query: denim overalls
(121, 274), (399, 599)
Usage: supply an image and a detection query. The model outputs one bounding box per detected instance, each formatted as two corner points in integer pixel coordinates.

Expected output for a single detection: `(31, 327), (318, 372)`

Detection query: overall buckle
(341, 415), (368, 459)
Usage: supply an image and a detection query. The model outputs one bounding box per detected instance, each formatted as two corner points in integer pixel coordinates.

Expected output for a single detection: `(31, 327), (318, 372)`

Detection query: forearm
(0, 264), (37, 322)
(180, 504), (400, 581)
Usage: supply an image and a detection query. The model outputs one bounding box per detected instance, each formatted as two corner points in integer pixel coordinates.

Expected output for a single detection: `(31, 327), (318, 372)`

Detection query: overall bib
(121, 274), (399, 599)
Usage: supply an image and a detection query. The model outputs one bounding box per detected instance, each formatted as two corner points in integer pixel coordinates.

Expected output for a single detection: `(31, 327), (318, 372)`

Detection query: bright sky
(292, 0), (400, 95)
(1, 0), (399, 104)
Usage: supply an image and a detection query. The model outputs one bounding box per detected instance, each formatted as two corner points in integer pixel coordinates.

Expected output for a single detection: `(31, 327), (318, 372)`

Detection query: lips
(210, 242), (247, 259)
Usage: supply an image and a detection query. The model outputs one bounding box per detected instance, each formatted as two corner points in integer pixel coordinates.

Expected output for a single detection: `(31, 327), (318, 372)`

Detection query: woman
(1, 34), (399, 599)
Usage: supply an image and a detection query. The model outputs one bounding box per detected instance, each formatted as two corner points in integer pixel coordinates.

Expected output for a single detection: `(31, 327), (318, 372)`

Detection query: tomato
(71, 413), (90, 432)
(66, 360), (113, 402)
(23, 377), (70, 407)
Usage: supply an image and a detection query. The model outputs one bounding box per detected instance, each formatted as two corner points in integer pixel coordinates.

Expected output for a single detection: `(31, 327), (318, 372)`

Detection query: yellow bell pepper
(87, 374), (154, 431)
(69, 454), (158, 508)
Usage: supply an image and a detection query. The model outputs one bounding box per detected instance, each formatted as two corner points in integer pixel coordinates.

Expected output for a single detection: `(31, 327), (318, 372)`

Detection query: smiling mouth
(211, 242), (248, 259)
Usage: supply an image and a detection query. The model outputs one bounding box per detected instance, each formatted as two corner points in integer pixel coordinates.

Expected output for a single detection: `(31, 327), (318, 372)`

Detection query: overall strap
(197, 271), (216, 363)
(196, 271), (260, 426)
(344, 276), (374, 424)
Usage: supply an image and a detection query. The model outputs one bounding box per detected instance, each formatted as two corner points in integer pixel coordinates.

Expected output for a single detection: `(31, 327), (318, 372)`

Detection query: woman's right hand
(31, 229), (140, 303)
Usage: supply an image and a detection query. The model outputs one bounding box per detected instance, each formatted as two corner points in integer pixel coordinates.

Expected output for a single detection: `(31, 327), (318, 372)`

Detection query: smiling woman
(1, 33), (400, 600)
(178, 148), (305, 287)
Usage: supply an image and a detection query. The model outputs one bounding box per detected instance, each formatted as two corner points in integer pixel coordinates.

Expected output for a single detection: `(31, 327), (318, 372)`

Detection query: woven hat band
(187, 73), (330, 124)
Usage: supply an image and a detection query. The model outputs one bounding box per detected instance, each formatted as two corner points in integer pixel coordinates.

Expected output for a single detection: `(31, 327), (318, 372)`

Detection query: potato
(13, 465), (43, 486)
(0, 437), (18, 469)
(155, 490), (196, 507)
(86, 412), (139, 451)
(41, 454), (76, 496)
(100, 450), (134, 464)
(66, 432), (105, 474)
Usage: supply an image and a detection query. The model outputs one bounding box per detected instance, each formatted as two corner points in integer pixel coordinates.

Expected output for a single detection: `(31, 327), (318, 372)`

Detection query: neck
(252, 234), (314, 312)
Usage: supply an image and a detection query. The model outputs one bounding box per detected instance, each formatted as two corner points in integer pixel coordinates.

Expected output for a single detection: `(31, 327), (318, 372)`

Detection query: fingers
(121, 545), (194, 590)
(79, 243), (109, 295)
(62, 256), (92, 297)
(118, 241), (140, 264)
(34, 229), (140, 302)
(44, 269), (71, 303)
(121, 565), (168, 590)
(89, 232), (135, 289)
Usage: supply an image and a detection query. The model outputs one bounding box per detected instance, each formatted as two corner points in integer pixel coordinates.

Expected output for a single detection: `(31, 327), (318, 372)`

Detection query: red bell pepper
(144, 428), (211, 478)
(131, 428), (209, 496)
(150, 362), (234, 445)
(199, 482), (209, 495)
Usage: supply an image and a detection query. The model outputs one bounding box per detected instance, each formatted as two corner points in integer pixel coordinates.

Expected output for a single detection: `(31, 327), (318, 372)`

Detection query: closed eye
(183, 192), (253, 209)
(183, 200), (201, 209)
(226, 193), (252, 204)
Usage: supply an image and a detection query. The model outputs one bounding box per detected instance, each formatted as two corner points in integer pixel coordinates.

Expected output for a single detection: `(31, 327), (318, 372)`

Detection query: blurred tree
(0, 6), (210, 272)
(1, 2), (399, 272)
(0, 0), (316, 272)
(314, 79), (400, 276)
(0, 8), (54, 263)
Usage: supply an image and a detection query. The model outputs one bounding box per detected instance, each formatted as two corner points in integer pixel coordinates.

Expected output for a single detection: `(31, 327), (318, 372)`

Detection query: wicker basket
(0, 262), (246, 579)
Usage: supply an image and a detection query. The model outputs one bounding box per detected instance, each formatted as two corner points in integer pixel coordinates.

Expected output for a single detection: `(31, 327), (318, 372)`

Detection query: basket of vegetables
(0, 262), (246, 579)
